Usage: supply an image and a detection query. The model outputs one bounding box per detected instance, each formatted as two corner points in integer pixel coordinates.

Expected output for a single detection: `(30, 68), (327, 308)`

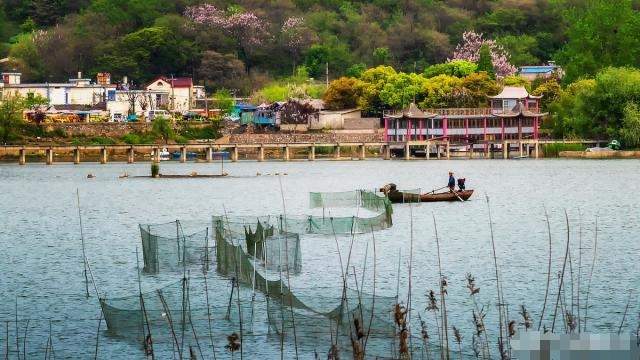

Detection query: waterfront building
(383, 86), (547, 146)
(0, 72), (115, 107)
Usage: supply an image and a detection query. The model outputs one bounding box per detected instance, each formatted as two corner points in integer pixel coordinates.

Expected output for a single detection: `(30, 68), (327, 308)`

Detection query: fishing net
(139, 222), (212, 274)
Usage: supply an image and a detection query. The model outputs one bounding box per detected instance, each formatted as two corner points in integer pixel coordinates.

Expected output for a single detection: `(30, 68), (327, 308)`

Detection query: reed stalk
(551, 211), (571, 333)
(484, 196), (506, 356)
(538, 208), (553, 331)
(583, 216), (598, 332)
(577, 210), (583, 332)
(618, 290), (633, 335)
(432, 214), (449, 360)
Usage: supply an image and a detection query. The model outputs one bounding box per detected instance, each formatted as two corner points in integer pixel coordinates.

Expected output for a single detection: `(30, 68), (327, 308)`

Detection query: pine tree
(477, 45), (495, 79)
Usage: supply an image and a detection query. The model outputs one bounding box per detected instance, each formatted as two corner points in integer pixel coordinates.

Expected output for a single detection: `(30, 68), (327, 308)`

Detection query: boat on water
(380, 183), (473, 203)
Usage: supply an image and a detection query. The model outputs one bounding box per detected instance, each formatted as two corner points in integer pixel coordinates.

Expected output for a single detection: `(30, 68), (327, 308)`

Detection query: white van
(110, 112), (125, 122)
(146, 110), (171, 122)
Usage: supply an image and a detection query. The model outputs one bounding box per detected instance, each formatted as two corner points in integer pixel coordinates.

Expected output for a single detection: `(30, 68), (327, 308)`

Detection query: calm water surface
(0, 159), (639, 358)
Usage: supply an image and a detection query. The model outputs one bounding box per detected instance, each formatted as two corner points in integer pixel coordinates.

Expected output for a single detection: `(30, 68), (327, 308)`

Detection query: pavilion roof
(387, 103), (437, 119)
(489, 86), (542, 100)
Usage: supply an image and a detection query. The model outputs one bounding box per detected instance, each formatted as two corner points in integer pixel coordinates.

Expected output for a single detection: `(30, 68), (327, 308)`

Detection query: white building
(0, 72), (116, 106)
(105, 89), (169, 120)
(145, 77), (205, 113)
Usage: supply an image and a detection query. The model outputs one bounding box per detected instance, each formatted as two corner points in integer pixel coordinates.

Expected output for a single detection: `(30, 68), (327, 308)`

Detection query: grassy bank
(542, 143), (586, 157)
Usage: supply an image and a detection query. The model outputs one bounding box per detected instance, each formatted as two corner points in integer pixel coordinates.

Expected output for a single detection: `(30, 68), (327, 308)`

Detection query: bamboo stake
(76, 189), (90, 299)
(94, 311), (102, 360)
(203, 272), (218, 360)
(21, 319), (28, 360)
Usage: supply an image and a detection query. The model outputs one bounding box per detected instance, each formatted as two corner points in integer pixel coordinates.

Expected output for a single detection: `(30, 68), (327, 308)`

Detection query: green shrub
(151, 163), (160, 177)
(121, 133), (141, 144)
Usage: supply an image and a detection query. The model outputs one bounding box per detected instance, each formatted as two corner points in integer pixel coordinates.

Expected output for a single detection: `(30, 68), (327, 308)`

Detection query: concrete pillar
(231, 146), (238, 162)
(503, 141), (509, 159)
(334, 145), (341, 159)
(485, 143), (490, 158)
(127, 147), (135, 164)
(308, 145), (315, 161)
(446, 142), (451, 159)
(257, 146), (265, 162)
(519, 142), (524, 157)
(73, 148), (81, 164)
(19, 149), (26, 165)
(358, 144), (365, 160)
(100, 148), (108, 164)
(426, 143), (430, 160)
(180, 147), (187, 163)
(283, 146), (290, 161)
(206, 147), (213, 162)
(383, 145), (390, 160)
(404, 142), (410, 160)
(534, 141), (540, 159)
(45, 148), (53, 165)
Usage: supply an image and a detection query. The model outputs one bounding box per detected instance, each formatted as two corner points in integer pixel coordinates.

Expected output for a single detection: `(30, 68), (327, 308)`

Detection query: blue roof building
(518, 62), (563, 81)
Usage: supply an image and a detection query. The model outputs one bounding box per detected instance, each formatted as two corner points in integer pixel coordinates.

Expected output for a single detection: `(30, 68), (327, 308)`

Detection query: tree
(186, 4), (270, 73)
(556, 0), (640, 83)
(152, 116), (174, 144)
(496, 35), (539, 67)
(373, 47), (390, 65)
(0, 95), (26, 144)
(198, 51), (246, 91)
(213, 89), (234, 116)
(476, 45), (495, 78)
(281, 17), (317, 73)
(532, 78), (562, 111)
(323, 77), (363, 110)
(451, 31), (516, 77)
(424, 60), (477, 78)
(621, 103), (640, 148)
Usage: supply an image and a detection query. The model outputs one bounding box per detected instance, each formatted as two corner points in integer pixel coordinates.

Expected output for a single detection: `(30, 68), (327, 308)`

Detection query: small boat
(381, 183), (473, 203)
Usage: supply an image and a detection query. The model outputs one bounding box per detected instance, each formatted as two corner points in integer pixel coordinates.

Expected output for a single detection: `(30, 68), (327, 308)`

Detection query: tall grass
(542, 143), (586, 157)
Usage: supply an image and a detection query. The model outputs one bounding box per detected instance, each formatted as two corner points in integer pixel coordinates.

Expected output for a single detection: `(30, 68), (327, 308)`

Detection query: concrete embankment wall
(559, 150), (640, 159)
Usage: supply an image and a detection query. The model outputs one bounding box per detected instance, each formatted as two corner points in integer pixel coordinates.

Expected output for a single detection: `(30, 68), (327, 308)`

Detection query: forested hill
(0, 0), (639, 94)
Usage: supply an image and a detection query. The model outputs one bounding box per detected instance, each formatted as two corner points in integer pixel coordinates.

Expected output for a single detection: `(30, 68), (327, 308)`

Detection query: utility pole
(326, 62), (329, 88)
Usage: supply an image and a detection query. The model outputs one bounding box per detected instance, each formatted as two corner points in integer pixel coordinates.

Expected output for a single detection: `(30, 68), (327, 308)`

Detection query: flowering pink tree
(185, 5), (270, 72)
(451, 31), (517, 77)
(281, 17), (316, 73)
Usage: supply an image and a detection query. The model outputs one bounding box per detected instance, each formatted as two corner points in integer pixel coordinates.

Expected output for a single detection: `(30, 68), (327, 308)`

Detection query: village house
(145, 77), (205, 113)
(0, 72), (115, 107)
(383, 86), (547, 150)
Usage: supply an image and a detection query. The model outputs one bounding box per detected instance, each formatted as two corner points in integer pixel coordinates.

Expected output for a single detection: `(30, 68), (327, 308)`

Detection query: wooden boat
(381, 184), (473, 203)
(419, 190), (474, 202)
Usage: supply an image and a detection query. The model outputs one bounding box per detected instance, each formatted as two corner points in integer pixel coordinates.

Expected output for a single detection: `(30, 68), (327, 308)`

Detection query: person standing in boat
(457, 178), (466, 191)
(448, 171), (456, 192)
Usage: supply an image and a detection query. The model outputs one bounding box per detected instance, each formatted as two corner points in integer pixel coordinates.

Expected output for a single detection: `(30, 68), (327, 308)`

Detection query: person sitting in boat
(448, 172), (455, 192)
(457, 178), (466, 191)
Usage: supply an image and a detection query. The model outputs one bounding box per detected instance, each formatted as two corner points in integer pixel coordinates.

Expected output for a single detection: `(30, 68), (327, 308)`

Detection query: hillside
(0, 0), (568, 90)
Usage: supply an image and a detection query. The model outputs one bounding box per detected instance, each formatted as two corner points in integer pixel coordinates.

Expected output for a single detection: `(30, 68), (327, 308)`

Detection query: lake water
(0, 159), (638, 359)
